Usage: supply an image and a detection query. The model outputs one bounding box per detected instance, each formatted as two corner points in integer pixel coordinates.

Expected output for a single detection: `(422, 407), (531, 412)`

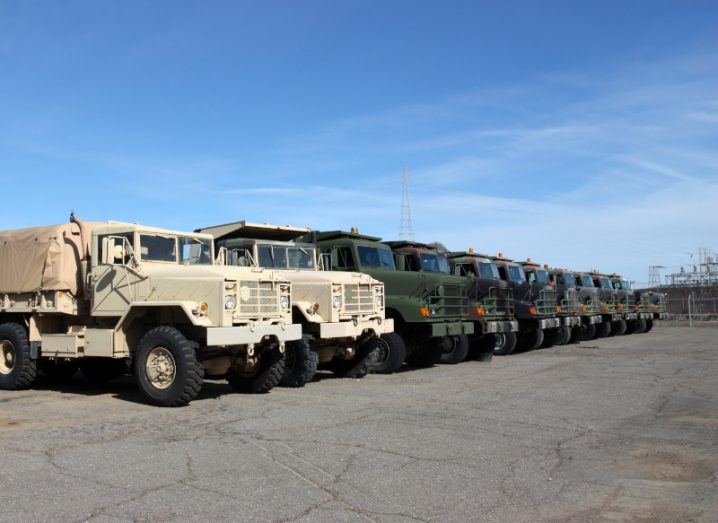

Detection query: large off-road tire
(644, 319), (654, 332)
(40, 359), (79, 380)
(553, 326), (572, 346)
(634, 318), (647, 334)
(610, 320), (627, 336)
(367, 333), (406, 374)
(518, 328), (544, 351)
(594, 321), (611, 339)
(0, 322), (37, 390)
(439, 335), (469, 364)
(492, 332), (518, 356)
(227, 344), (285, 394)
(330, 336), (378, 379)
(568, 327), (582, 344)
(580, 323), (596, 341)
(625, 320), (637, 334)
(80, 358), (129, 384)
(134, 326), (204, 407)
(407, 337), (445, 367)
(541, 328), (559, 348)
(280, 336), (318, 387)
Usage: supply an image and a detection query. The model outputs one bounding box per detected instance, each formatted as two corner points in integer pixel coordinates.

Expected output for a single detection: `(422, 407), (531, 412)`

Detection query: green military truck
(490, 255), (560, 353)
(196, 221), (391, 386)
(519, 260), (568, 347)
(310, 230), (474, 372)
(549, 268), (603, 342)
(0, 215), (301, 406)
(448, 250), (518, 357)
(587, 271), (626, 337)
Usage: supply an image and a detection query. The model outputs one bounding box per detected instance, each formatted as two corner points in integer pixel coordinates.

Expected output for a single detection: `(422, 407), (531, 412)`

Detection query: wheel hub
(372, 339), (389, 364)
(0, 340), (16, 375)
(495, 333), (506, 350)
(145, 347), (176, 390)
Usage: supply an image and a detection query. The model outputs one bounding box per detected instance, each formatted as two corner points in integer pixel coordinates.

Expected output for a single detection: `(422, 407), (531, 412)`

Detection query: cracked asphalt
(1, 324), (717, 522)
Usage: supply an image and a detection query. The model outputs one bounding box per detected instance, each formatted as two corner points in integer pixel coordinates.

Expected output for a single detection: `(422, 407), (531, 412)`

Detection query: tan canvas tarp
(0, 222), (100, 294)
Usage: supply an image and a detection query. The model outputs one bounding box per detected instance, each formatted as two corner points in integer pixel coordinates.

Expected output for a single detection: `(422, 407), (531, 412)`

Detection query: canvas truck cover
(0, 222), (100, 294)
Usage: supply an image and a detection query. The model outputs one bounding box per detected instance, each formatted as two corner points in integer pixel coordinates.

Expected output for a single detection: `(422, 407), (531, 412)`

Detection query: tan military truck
(0, 215), (301, 407)
(195, 221), (392, 386)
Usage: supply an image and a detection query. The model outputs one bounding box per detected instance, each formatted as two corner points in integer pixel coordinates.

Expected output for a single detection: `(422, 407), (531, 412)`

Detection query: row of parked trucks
(0, 216), (668, 406)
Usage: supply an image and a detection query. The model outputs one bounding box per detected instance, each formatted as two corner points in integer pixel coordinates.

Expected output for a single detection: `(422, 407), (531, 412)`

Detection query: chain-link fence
(665, 297), (718, 321)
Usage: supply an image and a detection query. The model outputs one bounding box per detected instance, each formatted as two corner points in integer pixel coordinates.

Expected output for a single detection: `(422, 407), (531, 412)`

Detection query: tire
(280, 336), (318, 387)
(554, 326), (572, 346)
(634, 319), (647, 334)
(580, 323), (596, 341)
(330, 336), (378, 379)
(625, 320), (637, 334)
(568, 327), (582, 344)
(541, 328), (558, 348)
(227, 344), (285, 394)
(40, 359), (79, 380)
(492, 332), (518, 356)
(644, 319), (654, 332)
(134, 326), (204, 407)
(610, 320), (627, 336)
(407, 337), (445, 367)
(439, 335), (469, 364)
(518, 328), (544, 351)
(594, 321), (611, 339)
(0, 322), (37, 390)
(80, 357), (129, 384)
(367, 333), (406, 374)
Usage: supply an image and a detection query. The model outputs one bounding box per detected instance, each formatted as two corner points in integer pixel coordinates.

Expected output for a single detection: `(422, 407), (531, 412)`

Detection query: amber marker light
(529, 307), (537, 315)
(475, 306), (485, 317)
(419, 306), (431, 318)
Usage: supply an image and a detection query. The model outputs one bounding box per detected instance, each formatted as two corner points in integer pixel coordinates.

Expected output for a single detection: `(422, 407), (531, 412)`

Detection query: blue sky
(1, 1), (717, 285)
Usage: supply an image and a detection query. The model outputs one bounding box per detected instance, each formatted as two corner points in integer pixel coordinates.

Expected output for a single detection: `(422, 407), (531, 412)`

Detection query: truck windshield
(508, 265), (525, 283)
(479, 262), (499, 279)
(563, 273), (576, 286)
(536, 270), (549, 284)
(622, 280), (631, 290)
(358, 246), (395, 269)
(178, 237), (212, 265)
(420, 253), (450, 274)
(578, 275), (593, 287)
(140, 234), (176, 262)
(258, 245), (315, 269)
(600, 279), (613, 290)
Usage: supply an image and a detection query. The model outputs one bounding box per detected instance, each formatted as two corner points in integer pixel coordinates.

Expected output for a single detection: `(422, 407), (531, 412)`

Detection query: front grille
(561, 288), (581, 314)
(342, 284), (375, 315)
(585, 295), (600, 315)
(428, 284), (468, 318)
(637, 294), (652, 312)
(237, 281), (279, 316)
(607, 294), (621, 313)
(484, 287), (513, 317)
(536, 288), (558, 315)
(624, 294), (636, 308)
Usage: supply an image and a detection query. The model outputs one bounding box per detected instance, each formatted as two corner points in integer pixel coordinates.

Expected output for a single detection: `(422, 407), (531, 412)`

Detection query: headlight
(375, 294), (384, 308)
(333, 295), (342, 309)
(280, 296), (290, 310)
(224, 295), (237, 310)
(430, 308), (437, 316)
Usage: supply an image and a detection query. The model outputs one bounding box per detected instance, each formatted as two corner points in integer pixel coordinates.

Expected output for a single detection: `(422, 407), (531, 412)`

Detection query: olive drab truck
(0, 215), (301, 407)
(195, 221), (391, 386)
(609, 275), (663, 334)
(309, 230), (474, 373)
(589, 271), (629, 337)
(519, 260), (569, 348)
(549, 268), (603, 343)
(448, 250), (518, 357)
(572, 271), (608, 340)
(490, 255), (560, 353)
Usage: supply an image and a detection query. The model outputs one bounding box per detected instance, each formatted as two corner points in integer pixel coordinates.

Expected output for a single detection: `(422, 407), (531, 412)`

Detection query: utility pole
(399, 166), (415, 241)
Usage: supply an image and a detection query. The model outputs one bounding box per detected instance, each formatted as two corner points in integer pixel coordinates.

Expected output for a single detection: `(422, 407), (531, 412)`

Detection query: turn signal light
(529, 307), (537, 315)
(475, 306), (485, 317)
(581, 306), (588, 313)
(556, 306), (562, 313)
(419, 306), (430, 318)
(603, 305), (610, 312)
(618, 305), (624, 312)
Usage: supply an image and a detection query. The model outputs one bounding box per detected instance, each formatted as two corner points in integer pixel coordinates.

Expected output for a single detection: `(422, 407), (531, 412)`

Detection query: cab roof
(312, 230), (383, 242)
(384, 240), (435, 250)
(195, 221), (311, 242)
(447, 251), (492, 260)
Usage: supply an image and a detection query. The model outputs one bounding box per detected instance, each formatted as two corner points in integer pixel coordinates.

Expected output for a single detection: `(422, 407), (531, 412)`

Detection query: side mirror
(112, 244), (126, 264)
(215, 246), (228, 266)
(101, 237), (115, 265)
(394, 254), (407, 271)
(320, 253), (332, 271)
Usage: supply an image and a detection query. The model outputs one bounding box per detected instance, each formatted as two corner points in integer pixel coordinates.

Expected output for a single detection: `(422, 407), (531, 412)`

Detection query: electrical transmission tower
(399, 166), (415, 241)
(648, 265), (665, 287)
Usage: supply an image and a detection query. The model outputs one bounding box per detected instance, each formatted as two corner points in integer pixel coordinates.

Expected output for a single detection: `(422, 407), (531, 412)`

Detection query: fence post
(688, 292), (693, 327)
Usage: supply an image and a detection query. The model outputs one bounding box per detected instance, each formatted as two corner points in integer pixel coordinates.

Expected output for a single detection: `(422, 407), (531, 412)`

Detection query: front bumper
(602, 313), (622, 322)
(654, 312), (670, 320)
(623, 312), (638, 320)
(206, 323), (303, 346)
(582, 315), (602, 325)
(483, 319), (519, 334)
(560, 316), (581, 328)
(319, 317), (394, 339)
(637, 312), (653, 320)
(538, 317), (560, 329)
(430, 321), (475, 337)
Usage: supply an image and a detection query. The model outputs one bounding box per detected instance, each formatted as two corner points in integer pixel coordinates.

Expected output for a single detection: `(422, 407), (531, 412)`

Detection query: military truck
(572, 271), (609, 339)
(448, 250), (518, 357)
(309, 230), (474, 372)
(518, 260), (569, 347)
(588, 271), (626, 338)
(195, 221), (391, 386)
(490, 255), (560, 353)
(549, 268), (603, 342)
(0, 215), (301, 407)
(609, 275), (658, 334)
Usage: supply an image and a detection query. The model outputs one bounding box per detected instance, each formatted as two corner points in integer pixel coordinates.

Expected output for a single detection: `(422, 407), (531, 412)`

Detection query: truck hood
(270, 269), (379, 285)
(140, 263), (281, 282)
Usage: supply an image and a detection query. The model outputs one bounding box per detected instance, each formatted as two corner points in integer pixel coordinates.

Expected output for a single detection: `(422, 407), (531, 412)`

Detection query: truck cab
(448, 250), (518, 356)
(490, 255), (560, 352)
(589, 271), (625, 338)
(310, 230), (474, 372)
(196, 221), (391, 385)
(609, 275), (654, 334)
(549, 268), (603, 342)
